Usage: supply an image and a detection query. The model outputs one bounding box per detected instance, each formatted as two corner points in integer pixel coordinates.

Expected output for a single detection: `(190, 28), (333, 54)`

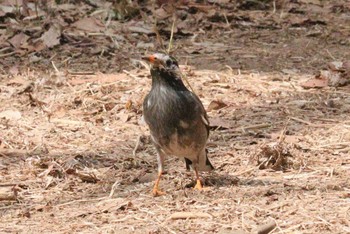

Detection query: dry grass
(1, 66), (350, 233)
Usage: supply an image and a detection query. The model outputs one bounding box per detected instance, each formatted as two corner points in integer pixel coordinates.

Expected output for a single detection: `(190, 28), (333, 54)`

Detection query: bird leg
(152, 150), (166, 196)
(193, 167), (203, 190)
(152, 171), (165, 196)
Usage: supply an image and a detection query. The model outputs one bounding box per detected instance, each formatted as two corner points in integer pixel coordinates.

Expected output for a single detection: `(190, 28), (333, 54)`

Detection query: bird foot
(152, 189), (166, 197)
(193, 179), (203, 190)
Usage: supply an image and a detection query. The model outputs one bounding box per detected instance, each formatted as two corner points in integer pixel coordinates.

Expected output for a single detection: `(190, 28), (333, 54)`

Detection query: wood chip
(0, 187), (17, 201)
(0, 110), (22, 120)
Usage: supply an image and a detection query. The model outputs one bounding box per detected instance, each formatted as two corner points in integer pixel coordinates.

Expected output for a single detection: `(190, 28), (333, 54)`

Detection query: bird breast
(144, 86), (207, 158)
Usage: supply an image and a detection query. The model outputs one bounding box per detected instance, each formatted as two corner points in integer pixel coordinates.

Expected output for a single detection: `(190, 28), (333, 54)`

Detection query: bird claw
(193, 179), (203, 190)
(152, 189), (166, 197)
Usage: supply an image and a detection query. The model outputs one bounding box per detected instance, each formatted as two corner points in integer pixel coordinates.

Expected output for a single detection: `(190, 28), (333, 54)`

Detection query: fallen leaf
(72, 17), (105, 32)
(41, 25), (61, 48)
(154, 7), (171, 20)
(8, 33), (29, 49)
(300, 76), (328, 88)
(328, 61), (344, 71)
(207, 100), (228, 111)
(125, 100), (132, 110)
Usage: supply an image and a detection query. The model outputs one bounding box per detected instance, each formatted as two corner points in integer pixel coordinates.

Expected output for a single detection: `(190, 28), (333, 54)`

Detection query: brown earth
(1, 0), (350, 233)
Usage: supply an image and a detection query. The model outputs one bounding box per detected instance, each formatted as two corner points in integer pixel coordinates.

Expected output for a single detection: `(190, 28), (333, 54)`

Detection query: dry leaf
(72, 17), (105, 32)
(207, 100), (228, 111)
(154, 8), (171, 20)
(41, 25), (61, 48)
(328, 61), (344, 71)
(8, 33), (29, 49)
(300, 76), (328, 88)
(125, 100), (132, 110)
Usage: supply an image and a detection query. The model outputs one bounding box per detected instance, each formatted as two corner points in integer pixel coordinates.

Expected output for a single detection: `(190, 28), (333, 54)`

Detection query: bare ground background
(0, 0), (350, 233)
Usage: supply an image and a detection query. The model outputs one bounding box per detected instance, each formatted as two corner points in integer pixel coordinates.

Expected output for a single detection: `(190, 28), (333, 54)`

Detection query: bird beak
(142, 55), (156, 63)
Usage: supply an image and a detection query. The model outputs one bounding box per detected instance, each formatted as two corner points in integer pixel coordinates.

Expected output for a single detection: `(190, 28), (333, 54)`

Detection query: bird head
(142, 53), (179, 71)
(142, 53), (186, 89)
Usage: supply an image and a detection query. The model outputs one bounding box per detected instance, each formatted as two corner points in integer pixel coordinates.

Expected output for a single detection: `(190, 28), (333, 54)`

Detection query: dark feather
(143, 54), (214, 171)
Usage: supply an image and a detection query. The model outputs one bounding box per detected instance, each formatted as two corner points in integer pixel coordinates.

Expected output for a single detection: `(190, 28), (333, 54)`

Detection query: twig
(51, 61), (59, 73)
(67, 71), (95, 75)
(109, 180), (121, 198)
(133, 135), (142, 156)
(169, 212), (213, 220)
(167, 16), (176, 53)
(242, 123), (271, 131)
(326, 49), (336, 60)
(272, 1), (276, 14)
(278, 119), (289, 143)
(290, 117), (312, 125)
(232, 167), (257, 176)
(180, 71), (196, 93)
(152, 0), (165, 52)
(0, 51), (16, 58)
(123, 70), (140, 80)
(223, 13), (229, 26)
(314, 142), (350, 149)
(0, 149), (30, 157)
(55, 197), (107, 207)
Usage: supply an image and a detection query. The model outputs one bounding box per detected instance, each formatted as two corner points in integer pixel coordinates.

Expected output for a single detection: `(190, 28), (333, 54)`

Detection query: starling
(142, 53), (214, 196)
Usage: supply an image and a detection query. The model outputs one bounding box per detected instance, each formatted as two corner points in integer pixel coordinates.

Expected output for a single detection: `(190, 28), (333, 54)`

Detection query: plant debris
(1, 0), (350, 233)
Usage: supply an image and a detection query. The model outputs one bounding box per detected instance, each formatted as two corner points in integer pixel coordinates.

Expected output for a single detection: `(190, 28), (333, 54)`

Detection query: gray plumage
(143, 53), (214, 173)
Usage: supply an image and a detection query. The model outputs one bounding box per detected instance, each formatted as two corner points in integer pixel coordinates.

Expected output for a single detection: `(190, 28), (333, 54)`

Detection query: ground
(0, 0), (350, 233)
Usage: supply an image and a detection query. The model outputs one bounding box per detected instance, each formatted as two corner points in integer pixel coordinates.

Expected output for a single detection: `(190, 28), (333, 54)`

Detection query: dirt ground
(1, 0), (350, 233)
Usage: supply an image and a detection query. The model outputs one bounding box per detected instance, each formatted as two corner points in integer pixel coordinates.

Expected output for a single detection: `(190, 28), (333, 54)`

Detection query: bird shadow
(184, 172), (240, 188)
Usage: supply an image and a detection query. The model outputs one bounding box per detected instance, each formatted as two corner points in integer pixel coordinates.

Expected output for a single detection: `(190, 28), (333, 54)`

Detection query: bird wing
(192, 93), (210, 137)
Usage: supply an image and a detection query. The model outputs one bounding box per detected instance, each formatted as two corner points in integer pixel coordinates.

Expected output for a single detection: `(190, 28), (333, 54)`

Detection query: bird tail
(185, 149), (214, 172)
(198, 148), (214, 171)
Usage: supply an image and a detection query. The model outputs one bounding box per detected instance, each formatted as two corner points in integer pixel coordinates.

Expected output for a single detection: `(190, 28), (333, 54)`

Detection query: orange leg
(193, 168), (203, 190)
(152, 150), (166, 196)
(152, 171), (165, 196)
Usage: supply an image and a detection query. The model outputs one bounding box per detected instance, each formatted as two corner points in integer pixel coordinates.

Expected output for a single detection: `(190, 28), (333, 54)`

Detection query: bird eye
(166, 59), (172, 66)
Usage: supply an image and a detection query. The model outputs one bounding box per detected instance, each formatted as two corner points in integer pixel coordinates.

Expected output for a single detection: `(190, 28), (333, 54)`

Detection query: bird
(142, 52), (214, 196)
